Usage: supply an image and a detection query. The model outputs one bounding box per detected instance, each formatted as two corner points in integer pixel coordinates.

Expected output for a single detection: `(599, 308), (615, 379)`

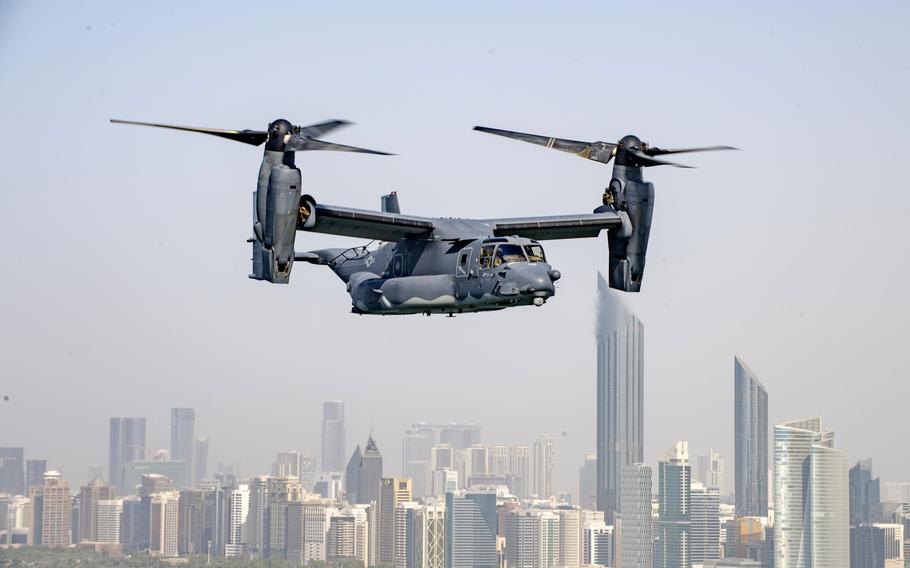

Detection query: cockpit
(478, 239), (547, 269)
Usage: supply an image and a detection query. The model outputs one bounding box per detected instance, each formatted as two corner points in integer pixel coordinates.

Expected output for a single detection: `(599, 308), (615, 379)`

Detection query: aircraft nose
(517, 265), (555, 295)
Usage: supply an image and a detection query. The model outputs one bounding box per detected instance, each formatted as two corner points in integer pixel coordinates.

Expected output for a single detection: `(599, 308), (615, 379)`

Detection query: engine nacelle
(249, 151), (302, 283)
(605, 165), (654, 292)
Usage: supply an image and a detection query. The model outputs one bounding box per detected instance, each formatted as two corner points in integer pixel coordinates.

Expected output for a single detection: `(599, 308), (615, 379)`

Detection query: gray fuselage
(312, 234), (559, 315)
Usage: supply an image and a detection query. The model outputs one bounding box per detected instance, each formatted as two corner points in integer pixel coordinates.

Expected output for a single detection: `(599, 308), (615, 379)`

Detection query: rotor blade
(626, 148), (693, 168)
(285, 137), (394, 155)
(643, 144), (739, 156)
(297, 119), (353, 139)
(109, 119), (268, 146)
(473, 126), (596, 155)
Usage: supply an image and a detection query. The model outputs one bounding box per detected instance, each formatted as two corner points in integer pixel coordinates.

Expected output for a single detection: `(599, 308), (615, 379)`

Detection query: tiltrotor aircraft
(111, 118), (734, 315)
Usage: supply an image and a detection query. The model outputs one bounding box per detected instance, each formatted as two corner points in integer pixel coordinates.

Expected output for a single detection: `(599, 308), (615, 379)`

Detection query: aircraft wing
(486, 211), (623, 240)
(309, 204), (435, 241)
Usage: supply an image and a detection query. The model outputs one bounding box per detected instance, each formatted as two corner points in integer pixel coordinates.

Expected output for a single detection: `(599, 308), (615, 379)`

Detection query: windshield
(524, 244), (546, 263)
(494, 244), (527, 266)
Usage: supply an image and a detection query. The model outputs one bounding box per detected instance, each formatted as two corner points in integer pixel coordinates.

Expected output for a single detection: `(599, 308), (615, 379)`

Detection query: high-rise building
(554, 507), (581, 568)
(690, 481), (720, 565)
(0, 448), (25, 496)
(582, 519), (613, 566)
(246, 476), (269, 557)
(225, 483), (249, 558)
(109, 417), (147, 494)
(119, 495), (143, 551)
(488, 445), (531, 499)
(322, 401), (346, 473)
(850, 523), (904, 568)
(360, 436), (383, 505)
(193, 437), (209, 485)
(883, 482), (910, 504)
(533, 435), (556, 500)
(697, 449), (726, 496)
(658, 441), (691, 568)
(25, 459), (47, 495)
(431, 444), (455, 471)
(596, 278), (644, 522)
(79, 478), (116, 542)
(264, 476), (302, 558)
(466, 445), (490, 481)
(29, 471), (72, 547)
(150, 491), (180, 557)
(735, 357), (768, 518)
(346, 446), (362, 503)
(579, 453), (597, 511)
(432, 469), (459, 497)
(95, 498), (123, 544)
(410, 502), (446, 568)
(504, 509), (561, 568)
(287, 500), (336, 564)
(170, 408), (196, 486)
(773, 417), (848, 568)
(849, 459), (881, 526)
(445, 490), (497, 568)
(394, 501), (420, 568)
(617, 463), (652, 568)
(403, 428), (433, 498)
(380, 477), (413, 564)
(177, 485), (226, 557)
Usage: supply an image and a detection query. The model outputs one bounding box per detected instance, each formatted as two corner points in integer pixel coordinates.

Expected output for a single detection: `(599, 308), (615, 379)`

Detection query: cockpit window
(524, 244), (546, 263)
(479, 245), (495, 269)
(494, 244), (527, 266)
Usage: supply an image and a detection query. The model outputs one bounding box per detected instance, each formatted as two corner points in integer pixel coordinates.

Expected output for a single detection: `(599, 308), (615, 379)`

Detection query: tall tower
(79, 478), (116, 542)
(360, 436), (383, 506)
(170, 409), (196, 486)
(193, 437), (209, 485)
(734, 357), (768, 517)
(617, 464), (652, 568)
(109, 417), (146, 493)
(322, 401), (346, 473)
(25, 459), (47, 495)
(31, 470), (72, 547)
(346, 446), (362, 504)
(773, 417), (849, 568)
(380, 477), (412, 564)
(445, 490), (497, 568)
(849, 459), (881, 526)
(579, 453), (597, 511)
(696, 449), (725, 495)
(533, 435), (556, 499)
(658, 441), (691, 568)
(0, 448), (25, 496)
(689, 481), (720, 565)
(403, 428), (432, 498)
(596, 275), (644, 522)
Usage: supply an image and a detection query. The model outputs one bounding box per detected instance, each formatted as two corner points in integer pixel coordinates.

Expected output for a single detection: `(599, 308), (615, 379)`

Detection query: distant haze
(1, 1), (908, 494)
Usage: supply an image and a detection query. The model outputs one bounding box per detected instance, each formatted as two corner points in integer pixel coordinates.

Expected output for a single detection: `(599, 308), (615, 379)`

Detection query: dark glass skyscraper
(321, 401), (346, 473)
(0, 448), (24, 495)
(595, 274), (644, 522)
(658, 441), (691, 568)
(734, 356), (768, 517)
(109, 417), (147, 493)
(170, 408), (196, 486)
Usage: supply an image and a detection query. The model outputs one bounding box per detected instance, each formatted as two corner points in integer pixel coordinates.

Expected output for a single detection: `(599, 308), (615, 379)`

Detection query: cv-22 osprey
(111, 118), (734, 315)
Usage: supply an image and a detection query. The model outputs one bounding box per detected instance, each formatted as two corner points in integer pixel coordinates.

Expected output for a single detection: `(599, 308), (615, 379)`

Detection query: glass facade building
(734, 356), (768, 517)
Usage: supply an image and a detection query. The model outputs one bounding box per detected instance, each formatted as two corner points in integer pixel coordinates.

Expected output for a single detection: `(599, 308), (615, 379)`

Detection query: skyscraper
(25, 459), (47, 495)
(504, 509), (561, 568)
(170, 409), (195, 486)
(346, 446), (362, 503)
(380, 477), (413, 564)
(445, 490), (497, 568)
(322, 401), (346, 473)
(410, 502), (446, 568)
(533, 435), (556, 499)
(658, 441), (691, 568)
(403, 428), (432, 498)
(579, 453), (597, 511)
(79, 478), (116, 542)
(109, 417), (146, 493)
(0, 448), (25, 496)
(774, 417), (848, 568)
(617, 463), (652, 568)
(849, 459), (881, 526)
(30, 470), (72, 547)
(596, 277), (644, 522)
(193, 437), (209, 485)
(690, 481), (720, 565)
(696, 449), (725, 496)
(225, 483), (249, 558)
(150, 491), (180, 557)
(360, 436), (383, 505)
(734, 357), (768, 518)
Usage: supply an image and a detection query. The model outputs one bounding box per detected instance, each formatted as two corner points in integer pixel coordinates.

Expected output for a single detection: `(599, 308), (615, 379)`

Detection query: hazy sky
(1, 1), (908, 497)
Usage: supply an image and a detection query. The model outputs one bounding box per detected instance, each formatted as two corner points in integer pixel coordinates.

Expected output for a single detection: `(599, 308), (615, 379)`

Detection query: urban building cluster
(1, 281), (908, 567)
